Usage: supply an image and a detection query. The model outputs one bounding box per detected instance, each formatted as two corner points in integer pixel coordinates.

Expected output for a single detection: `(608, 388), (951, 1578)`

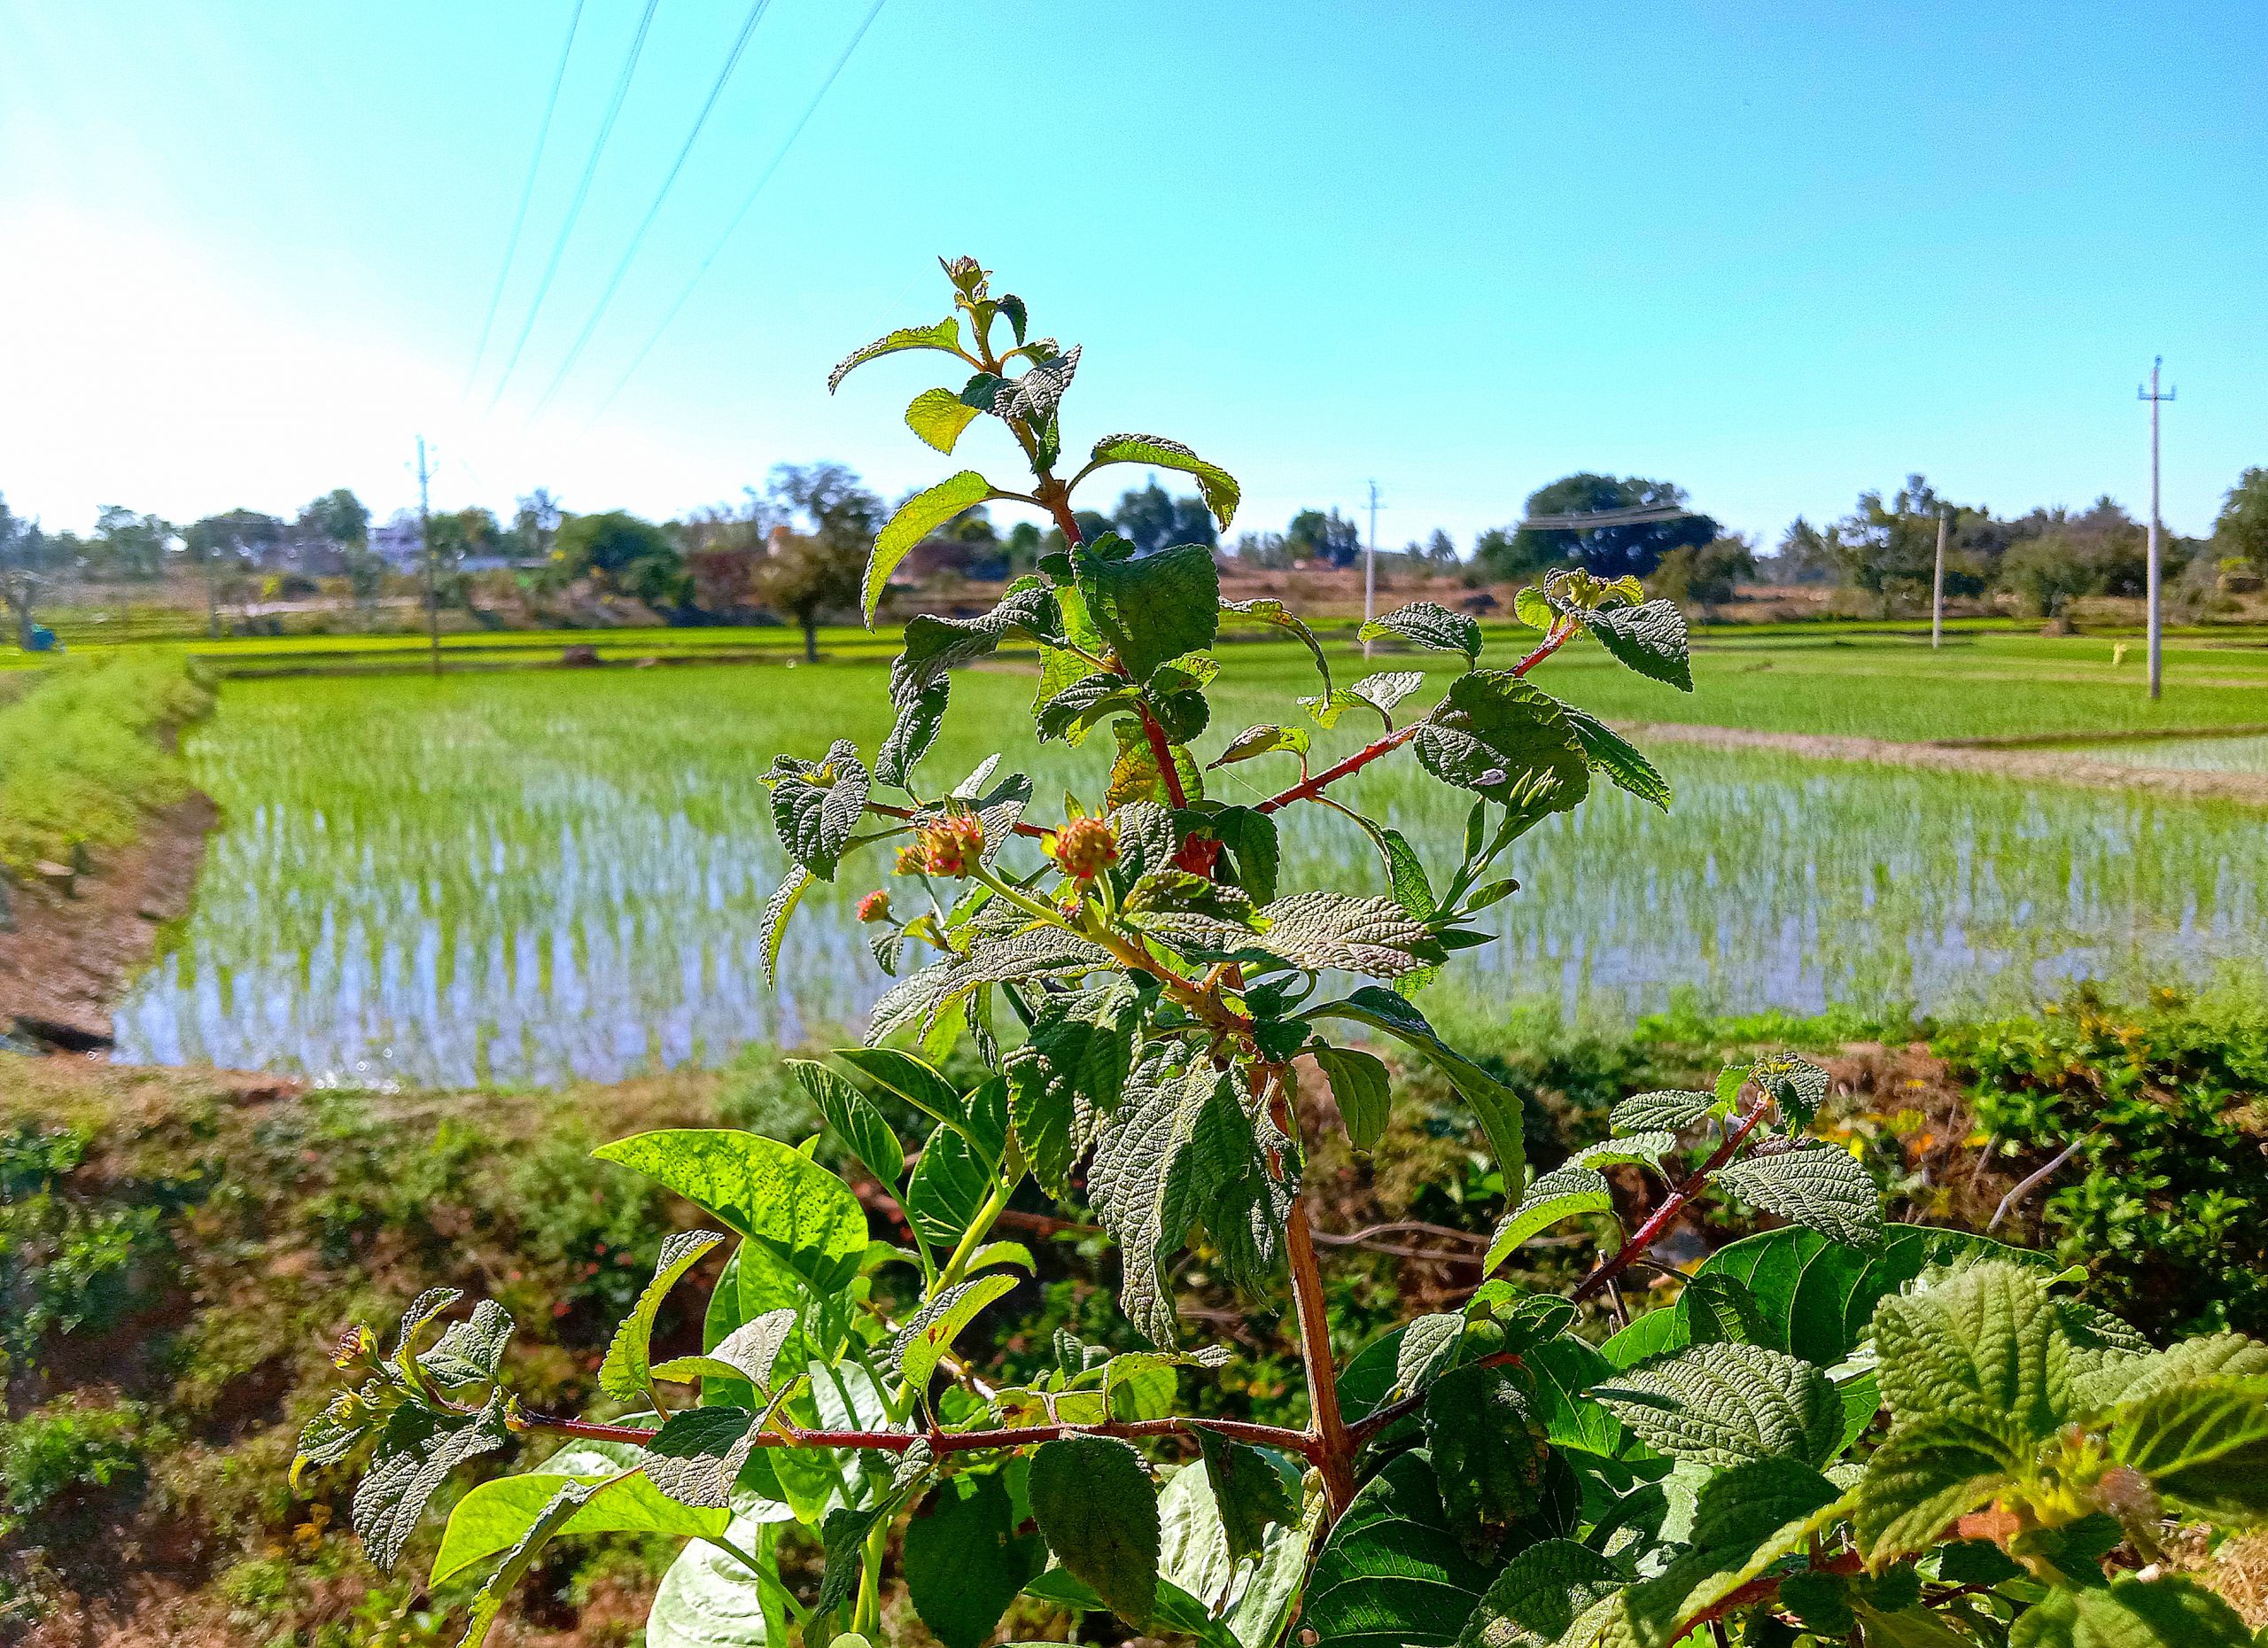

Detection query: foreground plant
(301, 260), (2268, 1648)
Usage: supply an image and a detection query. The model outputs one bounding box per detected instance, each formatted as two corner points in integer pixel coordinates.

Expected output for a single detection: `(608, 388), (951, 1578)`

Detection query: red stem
(1344, 1349), (1524, 1448)
(867, 798), (1051, 841)
(1568, 1103), (1768, 1304)
(524, 1410), (1316, 1458)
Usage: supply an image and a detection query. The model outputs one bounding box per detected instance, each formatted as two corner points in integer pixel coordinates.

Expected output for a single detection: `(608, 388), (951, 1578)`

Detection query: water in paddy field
(2056, 734), (2268, 773)
(112, 670), (2268, 1089)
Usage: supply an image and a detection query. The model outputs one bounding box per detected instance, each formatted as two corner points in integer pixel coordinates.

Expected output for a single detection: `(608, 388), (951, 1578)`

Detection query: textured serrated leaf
(1608, 1089), (1718, 1134)
(1623, 1456), (1845, 1647)
(2006, 1572), (2254, 1648)
(1006, 977), (1139, 1195)
(1220, 595), (1328, 690)
(828, 316), (963, 393)
(1036, 671), (1134, 743)
(891, 582), (1059, 704)
(1678, 1273), (1767, 1347)
(1087, 1056), (1216, 1345)
(1303, 1450), (1501, 1648)
(870, 928), (1113, 1042)
(764, 740), (870, 880)
(865, 470), (996, 621)
(905, 385), (983, 453)
(1414, 672), (1590, 811)
(1251, 891), (1441, 977)
(759, 866), (812, 985)
(1313, 1046), (1392, 1151)
(1089, 433), (1241, 530)
(642, 1407), (760, 1508)
(652, 1307), (797, 1391)
(876, 678), (948, 789)
(889, 1271), (1021, 1392)
(1030, 1436), (1160, 1625)
(905, 1472), (1043, 1648)
(1193, 1431), (1299, 1569)
(1593, 1343), (1842, 1468)
(1074, 536), (1221, 681)
(1872, 1260), (2072, 1434)
(1557, 703), (1671, 811)
(1396, 1314), (1468, 1400)
(1750, 1051), (1829, 1132)
(1106, 716), (1204, 810)
(1852, 1410), (2028, 1561)
(1426, 1362), (1550, 1549)
(1456, 1538), (1627, 1648)
(1361, 602), (1481, 661)
(594, 1131), (870, 1294)
(353, 1393), (512, 1571)
(1581, 600), (1691, 691)
(601, 1230), (726, 1403)
(1211, 721), (1311, 766)
(1714, 1144), (1881, 1248)
(1485, 1164), (1613, 1272)
(1349, 669), (1428, 720)
(432, 1464), (724, 1589)
(424, 1300), (516, 1388)
(996, 345), (1080, 423)
(2109, 1374), (2268, 1523)
(791, 1060), (904, 1199)
(454, 1477), (604, 1648)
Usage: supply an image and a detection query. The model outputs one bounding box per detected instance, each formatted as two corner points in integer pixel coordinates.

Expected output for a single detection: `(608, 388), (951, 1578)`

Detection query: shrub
(0, 1398), (151, 1541)
(299, 260), (2268, 1648)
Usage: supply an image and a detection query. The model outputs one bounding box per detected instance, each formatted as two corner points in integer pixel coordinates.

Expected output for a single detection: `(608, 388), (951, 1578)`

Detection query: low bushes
(0, 654), (214, 876)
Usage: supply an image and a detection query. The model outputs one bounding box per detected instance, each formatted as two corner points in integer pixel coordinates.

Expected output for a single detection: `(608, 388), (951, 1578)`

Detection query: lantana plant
(301, 259), (2268, 1648)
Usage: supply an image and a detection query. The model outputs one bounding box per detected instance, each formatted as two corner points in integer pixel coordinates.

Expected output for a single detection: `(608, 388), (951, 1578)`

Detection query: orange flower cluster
(856, 890), (892, 923)
(897, 812), (986, 878)
(1047, 816), (1120, 882)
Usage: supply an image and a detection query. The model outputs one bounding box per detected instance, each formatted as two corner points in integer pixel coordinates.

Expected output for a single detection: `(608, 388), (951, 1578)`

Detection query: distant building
(373, 514), (424, 570)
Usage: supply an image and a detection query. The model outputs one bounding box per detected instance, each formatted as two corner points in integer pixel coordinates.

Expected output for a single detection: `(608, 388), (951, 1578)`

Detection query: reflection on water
(113, 671), (2268, 1087)
(2057, 734), (2268, 773)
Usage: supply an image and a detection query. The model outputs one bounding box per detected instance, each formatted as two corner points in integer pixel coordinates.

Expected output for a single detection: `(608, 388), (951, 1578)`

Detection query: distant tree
(1285, 507), (1363, 567)
(1233, 531), (1290, 569)
(299, 488), (370, 553)
(1002, 520), (1044, 574)
(1171, 494), (1217, 551)
(1114, 479), (1177, 554)
(1651, 532), (1758, 617)
(1821, 476), (2000, 615)
(1425, 528), (1458, 567)
(2213, 467), (2268, 573)
(1481, 474), (1715, 582)
(184, 509), (284, 634)
(2000, 497), (2149, 599)
(759, 463), (882, 657)
(556, 509), (685, 608)
(2000, 535), (2099, 619)
(1, 494), (67, 648)
(1470, 524), (1542, 581)
(1768, 517), (1840, 585)
(88, 506), (173, 580)
(515, 488), (566, 562)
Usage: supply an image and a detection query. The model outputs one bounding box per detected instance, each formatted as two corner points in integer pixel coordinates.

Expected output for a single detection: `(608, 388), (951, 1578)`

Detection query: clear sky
(2, 1), (2261, 548)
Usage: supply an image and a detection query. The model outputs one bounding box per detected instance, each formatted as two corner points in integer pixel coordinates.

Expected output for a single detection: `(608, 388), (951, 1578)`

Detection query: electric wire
(461, 0), (588, 400)
(579, 0), (889, 428)
(524, 0), (778, 419)
(484, 0), (664, 414)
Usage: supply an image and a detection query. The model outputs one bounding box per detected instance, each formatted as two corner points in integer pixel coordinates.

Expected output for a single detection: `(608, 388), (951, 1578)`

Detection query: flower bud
(856, 889), (892, 923)
(912, 812), (986, 878)
(1048, 816), (1119, 882)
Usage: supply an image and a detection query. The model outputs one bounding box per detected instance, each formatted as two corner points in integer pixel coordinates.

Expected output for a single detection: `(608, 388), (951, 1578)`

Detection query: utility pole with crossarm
(2139, 359), (2175, 701)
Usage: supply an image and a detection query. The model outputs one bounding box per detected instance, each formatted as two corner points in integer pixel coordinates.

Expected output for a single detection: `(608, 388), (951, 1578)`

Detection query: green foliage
(291, 259), (2268, 1648)
(0, 1397), (152, 1541)
(0, 653), (214, 875)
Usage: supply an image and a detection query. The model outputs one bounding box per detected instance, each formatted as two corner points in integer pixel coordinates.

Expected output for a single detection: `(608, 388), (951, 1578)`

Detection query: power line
(579, 0), (889, 428)
(484, 0), (664, 414)
(461, 0), (588, 400)
(525, 0), (777, 420)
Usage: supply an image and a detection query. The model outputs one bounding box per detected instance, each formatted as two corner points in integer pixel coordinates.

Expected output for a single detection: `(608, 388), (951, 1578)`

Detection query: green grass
(115, 652), (2268, 1086)
(0, 656), (214, 875)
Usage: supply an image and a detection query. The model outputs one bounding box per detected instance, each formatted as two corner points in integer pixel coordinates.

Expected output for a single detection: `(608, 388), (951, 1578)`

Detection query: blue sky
(1, 1), (2261, 547)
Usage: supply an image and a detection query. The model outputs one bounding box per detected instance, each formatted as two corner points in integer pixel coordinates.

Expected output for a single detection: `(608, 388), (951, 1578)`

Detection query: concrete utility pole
(1362, 479), (1381, 660)
(416, 436), (440, 678)
(2139, 358), (2175, 701)
(1930, 510), (1949, 649)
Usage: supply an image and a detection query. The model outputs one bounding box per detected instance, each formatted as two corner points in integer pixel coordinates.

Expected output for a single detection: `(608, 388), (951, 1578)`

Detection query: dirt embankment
(1, 791), (217, 1052)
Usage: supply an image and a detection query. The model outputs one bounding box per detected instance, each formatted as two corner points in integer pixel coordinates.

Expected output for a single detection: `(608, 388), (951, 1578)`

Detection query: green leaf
(1678, 1273), (1768, 1348)
(1557, 704), (1671, 811)
(833, 1046), (967, 1126)
(1609, 1089), (1718, 1136)
(891, 582), (1060, 705)
(1006, 976), (1139, 1196)
(1036, 671), (1135, 743)
(642, 1407), (762, 1509)
(1524, 1334), (1624, 1456)
(828, 316), (964, 393)
(1023, 1567), (1238, 1648)
(1395, 1313), (1469, 1401)
(1211, 722), (1312, 767)
(2008, 1573), (2255, 1648)
(1849, 1601), (1976, 1647)
(1106, 715), (1207, 810)
(1361, 602), (1481, 662)
(1872, 1260), (2072, 1434)
(1030, 1435), (1160, 1625)
(601, 1229), (726, 1403)
(1592, 1343), (1842, 1468)
(1581, 600), (1690, 691)
(454, 1477), (603, 1648)
(352, 1394), (512, 1571)
(1195, 1433), (1299, 1567)
(1425, 1362), (1551, 1549)
(1412, 671), (1590, 812)
(1086, 433), (1242, 530)
(1072, 536), (1221, 681)
(905, 1119), (997, 1249)
(1713, 1145), (1881, 1249)
(905, 1473), (1045, 1648)
(892, 1271), (1021, 1392)
(424, 1300), (516, 1388)
(1697, 1223), (2060, 1369)
(1303, 1450), (1502, 1648)
(2109, 1374), (2268, 1523)
(1247, 891), (1441, 978)
(1623, 1456), (1845, 1647)
(864, 470), (996, 622)
(1220, 596), (1329, 691)
(1456, 1538), (1626, 1648)
(905, 386), (983, 454)
(876, 679), (948, 790)
(648, 1520), (776, 1648)
(790, 1061), (904, 1200)
(1484, 1163), (1613, 1272)
(1314, 1046), (1393, 1151)
(2078, 1332), (2268, 1414)
(594, 1131), (871, 1296)
(1305, 987), (1526, 1190)
(760, 867), (812, 985)
(1852, 1411), (2028, 1561)
(652, 1306), (798, 1390)
(1349, 669), (1430, 721)
(433, 1465), (726, 1587)
(764, 740), (871, 881)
